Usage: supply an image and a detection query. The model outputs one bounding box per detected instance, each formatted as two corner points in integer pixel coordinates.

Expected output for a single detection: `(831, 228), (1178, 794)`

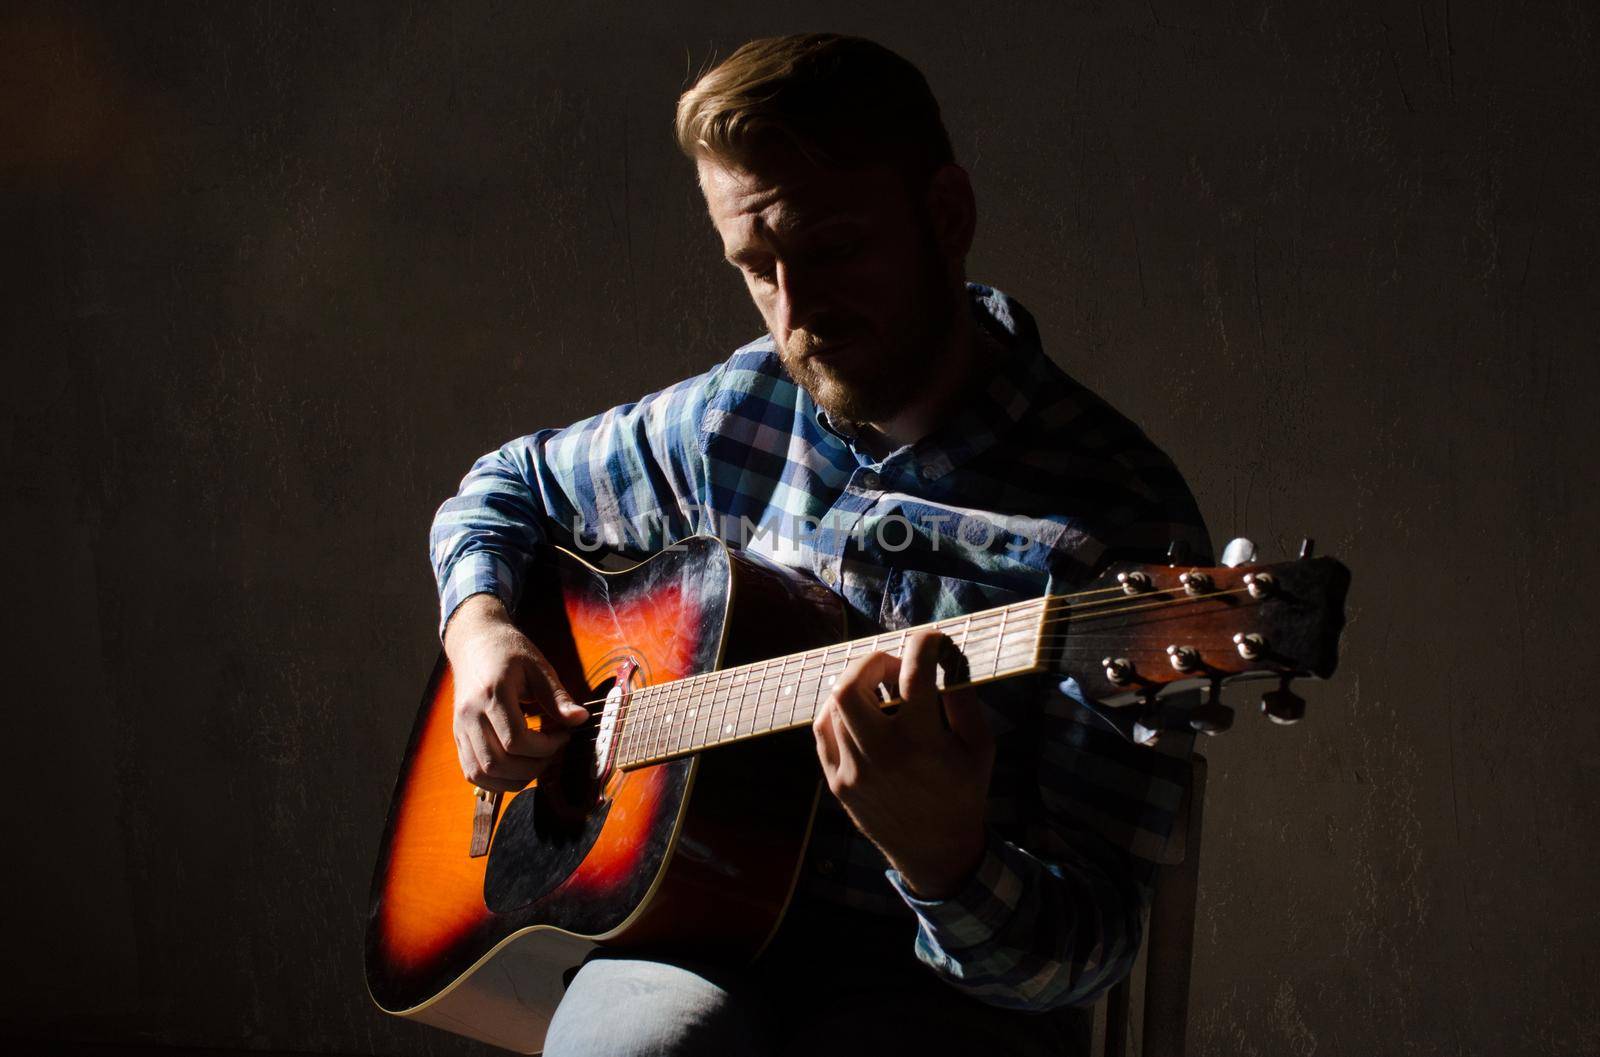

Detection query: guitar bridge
(469, 787), (502, 858)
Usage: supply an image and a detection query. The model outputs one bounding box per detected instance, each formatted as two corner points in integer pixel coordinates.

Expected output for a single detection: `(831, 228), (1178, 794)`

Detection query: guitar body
(365, 536), (845, 1053)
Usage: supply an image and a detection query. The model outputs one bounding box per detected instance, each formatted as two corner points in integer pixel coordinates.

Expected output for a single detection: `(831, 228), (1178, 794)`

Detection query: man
(430, 33), (1209, 1057)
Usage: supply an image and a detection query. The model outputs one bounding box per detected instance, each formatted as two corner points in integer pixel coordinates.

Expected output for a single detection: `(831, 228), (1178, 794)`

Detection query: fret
(726, 668), (748, 741)
(705, 670), (728, 746)
(648, 684), (669, 761)
(755, 656), (781, 734)
(689, 672), (713, 755)
(625, 686), (648, 765)
(667, 681), (689, 757)
(951, 614), (972, 688)
(669, 675), (694, 761)
(735, 661), (762, 738)
(762, 656), (785, 732)
(705, 670), (725, 745)
(756, 657), (781, 734)
(651, 685), (671, 761)
(776, 652), (798, 727)
(661, 682), (681, 761)
(739, 663), (764, 738)
(634, 685), (656, 764)
(625, 686), (652, 766)
(711, 669), (732, 747)
(991, 607), (1008, 678)
(964, 611), (1003, 679)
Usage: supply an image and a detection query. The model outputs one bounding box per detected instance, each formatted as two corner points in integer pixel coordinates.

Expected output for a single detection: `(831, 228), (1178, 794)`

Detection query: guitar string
(568, 587), (1260, 749)
(563, 589), (1070, 721)
(577, 581), (1254, 720)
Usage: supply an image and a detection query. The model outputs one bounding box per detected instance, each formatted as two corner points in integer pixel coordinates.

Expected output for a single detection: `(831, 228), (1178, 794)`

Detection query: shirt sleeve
(428, 365), (722, 639)
(883, 826), (1145, 1010)
(883, 678), (1188, 1011)
(883, 469), (1213, 1011)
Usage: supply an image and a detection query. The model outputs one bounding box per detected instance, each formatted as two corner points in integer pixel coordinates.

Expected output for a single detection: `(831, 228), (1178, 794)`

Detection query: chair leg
(1140, 757), (1207, 1057)
(1104, 976), (1130, 1057)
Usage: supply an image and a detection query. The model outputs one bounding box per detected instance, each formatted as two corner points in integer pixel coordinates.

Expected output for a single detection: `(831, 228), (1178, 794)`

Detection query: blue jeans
(543, 903), (1090, 1057)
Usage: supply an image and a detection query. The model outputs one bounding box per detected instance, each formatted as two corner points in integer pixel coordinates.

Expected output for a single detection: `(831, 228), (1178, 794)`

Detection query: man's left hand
(812, 627), (996, 900)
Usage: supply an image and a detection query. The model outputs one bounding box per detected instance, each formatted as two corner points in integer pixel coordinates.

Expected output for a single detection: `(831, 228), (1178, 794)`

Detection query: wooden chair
(1102, 753), (1208, 1057)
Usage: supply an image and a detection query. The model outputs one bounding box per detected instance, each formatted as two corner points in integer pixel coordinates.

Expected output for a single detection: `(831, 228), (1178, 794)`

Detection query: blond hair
(674, 34), (955, 186)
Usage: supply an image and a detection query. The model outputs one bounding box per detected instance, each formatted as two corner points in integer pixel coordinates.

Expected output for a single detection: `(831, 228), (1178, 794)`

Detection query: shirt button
(821, 565), (838, 586)
(817, 858), (837, 876)
(859, 471), (880, 490)
(920, 464), (938, 481)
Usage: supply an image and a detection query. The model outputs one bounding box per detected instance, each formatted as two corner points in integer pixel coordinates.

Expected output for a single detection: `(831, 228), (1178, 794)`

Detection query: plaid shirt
(430, 283), (1210, 1011)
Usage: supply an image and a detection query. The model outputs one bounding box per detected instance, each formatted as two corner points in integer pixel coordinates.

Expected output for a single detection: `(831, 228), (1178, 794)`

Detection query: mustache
(787, 323), (868, 357)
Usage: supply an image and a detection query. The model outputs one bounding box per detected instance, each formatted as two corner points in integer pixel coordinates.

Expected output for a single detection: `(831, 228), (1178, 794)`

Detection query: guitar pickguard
(482, 737), (614, 913)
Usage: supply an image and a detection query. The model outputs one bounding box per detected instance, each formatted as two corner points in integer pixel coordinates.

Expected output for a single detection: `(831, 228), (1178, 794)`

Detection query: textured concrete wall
(3, 2), (1596, 1054)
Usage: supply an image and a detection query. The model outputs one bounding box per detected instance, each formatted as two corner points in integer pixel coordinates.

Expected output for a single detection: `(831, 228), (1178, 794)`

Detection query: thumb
(543, 670), (589, 727)
(525, 653), (590, 728)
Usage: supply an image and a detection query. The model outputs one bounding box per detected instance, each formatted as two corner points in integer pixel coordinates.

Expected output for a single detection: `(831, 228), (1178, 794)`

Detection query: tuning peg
(1189, 702), (1235, 735)
(1189, 679), (1233, 735)
(1221, 537), (1258, 568)
(1260, 677), (1306, 725)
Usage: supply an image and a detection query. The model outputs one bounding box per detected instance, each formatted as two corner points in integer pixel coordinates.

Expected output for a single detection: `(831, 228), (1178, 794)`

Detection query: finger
(830, 651), (897, 758)
(896, 629), (947, 738)
(524, 652), (590, 727)
(467, 714), (541, 790)
(486, 687), (571, 760)
(814, 701), (861, 792)
(812, 701), (841, 775)
(942, 686), (994, 762)
(453, 730), (483, 787)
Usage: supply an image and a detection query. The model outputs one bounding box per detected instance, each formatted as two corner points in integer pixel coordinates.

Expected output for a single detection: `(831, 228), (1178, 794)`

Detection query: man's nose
(774, 261), (826, 336)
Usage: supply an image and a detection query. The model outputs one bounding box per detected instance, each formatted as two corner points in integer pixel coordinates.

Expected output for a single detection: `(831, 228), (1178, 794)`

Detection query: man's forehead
(698, 155), (893, 237)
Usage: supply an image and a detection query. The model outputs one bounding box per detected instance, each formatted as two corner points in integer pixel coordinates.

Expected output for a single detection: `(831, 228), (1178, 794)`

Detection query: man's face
(698, 152), (961, 425)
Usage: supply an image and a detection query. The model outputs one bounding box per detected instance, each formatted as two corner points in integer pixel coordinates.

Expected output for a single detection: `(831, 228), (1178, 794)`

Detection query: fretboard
(613, 594), (1051, 770)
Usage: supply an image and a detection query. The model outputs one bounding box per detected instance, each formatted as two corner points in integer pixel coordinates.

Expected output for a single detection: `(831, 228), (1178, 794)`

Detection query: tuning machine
(1188, 679), (1234, 735)
(1260, 676), (1306, 724)
(1220, 537), (1258, 568)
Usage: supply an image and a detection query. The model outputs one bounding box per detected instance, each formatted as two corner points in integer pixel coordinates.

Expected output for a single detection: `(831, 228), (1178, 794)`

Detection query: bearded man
(430, 32), (1210, 1057)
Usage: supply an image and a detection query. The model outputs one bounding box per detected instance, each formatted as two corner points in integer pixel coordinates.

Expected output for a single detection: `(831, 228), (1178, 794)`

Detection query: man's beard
(777, 224), (960, 427)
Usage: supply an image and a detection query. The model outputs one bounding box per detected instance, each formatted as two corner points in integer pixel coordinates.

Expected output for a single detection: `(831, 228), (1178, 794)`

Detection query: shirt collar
(811, 282), (1049, 479)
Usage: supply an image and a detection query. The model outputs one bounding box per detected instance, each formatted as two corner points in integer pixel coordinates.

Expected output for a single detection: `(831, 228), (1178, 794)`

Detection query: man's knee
(543, 956), (766, 1057)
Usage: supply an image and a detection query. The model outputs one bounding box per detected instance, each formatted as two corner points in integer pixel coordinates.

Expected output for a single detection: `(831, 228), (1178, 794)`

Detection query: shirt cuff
(438, 551), (519, 641)
(884, 830), (1031, 952)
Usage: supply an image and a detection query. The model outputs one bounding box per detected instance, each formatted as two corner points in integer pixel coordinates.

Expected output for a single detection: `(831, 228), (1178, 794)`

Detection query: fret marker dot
(783, 685), (793, 695)
(665, 714), (673, 723)
(724, 723), (734, 734)
(688, 708), (697, 717)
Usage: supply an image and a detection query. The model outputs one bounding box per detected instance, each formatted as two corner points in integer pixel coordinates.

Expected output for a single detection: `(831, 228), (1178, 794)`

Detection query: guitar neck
(613, 595), (1052, 770)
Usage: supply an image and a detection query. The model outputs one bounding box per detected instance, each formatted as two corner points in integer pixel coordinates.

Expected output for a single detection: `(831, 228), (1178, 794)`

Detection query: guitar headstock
(1052, 539), (1350, 738)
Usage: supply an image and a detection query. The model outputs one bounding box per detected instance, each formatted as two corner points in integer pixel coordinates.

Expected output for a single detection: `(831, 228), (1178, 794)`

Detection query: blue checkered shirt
(430, 283), (1211, 1011)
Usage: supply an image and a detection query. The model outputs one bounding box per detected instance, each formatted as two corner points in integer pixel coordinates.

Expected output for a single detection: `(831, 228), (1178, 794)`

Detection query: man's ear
(923, 163), (977, 264)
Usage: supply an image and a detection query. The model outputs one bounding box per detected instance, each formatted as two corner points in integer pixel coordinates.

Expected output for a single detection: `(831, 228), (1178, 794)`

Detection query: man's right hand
(443, 593), (591, 792)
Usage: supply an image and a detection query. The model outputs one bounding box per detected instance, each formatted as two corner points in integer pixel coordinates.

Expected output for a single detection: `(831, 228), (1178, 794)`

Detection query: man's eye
(748, 266), (776, 285)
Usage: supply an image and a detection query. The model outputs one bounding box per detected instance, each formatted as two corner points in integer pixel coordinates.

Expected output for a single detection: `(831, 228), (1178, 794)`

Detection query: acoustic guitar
(365, 534), (1349, 1052)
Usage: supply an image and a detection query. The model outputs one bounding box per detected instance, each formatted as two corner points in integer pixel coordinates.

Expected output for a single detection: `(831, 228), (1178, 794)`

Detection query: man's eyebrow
(724, 214), (868, 265)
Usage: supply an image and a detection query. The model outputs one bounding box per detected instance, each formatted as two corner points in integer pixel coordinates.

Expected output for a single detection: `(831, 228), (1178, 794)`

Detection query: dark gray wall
(4, 2), (1596, 1054)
